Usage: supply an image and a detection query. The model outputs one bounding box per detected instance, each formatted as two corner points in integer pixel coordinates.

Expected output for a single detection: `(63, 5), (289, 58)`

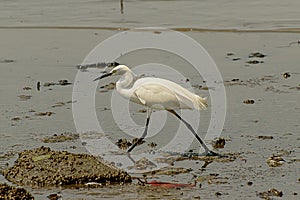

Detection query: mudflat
(0, 28), (299, 199)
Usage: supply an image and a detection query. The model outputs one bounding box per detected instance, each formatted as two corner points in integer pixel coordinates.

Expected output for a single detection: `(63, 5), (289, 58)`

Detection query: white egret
(94, 64), (218, 156)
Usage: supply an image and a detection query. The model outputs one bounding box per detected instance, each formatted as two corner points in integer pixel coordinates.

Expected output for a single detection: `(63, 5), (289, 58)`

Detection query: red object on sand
(147, 180), (195, 189)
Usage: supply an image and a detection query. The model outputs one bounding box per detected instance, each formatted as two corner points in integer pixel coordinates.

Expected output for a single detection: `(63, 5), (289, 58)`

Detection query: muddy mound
(0, 183), (34, 200)
(2, 146), (131, 187)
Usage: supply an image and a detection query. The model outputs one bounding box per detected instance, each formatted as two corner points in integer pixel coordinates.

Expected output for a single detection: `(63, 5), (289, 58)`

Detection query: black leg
(168, 110), (219, 156)
(127, 109), (152, 153)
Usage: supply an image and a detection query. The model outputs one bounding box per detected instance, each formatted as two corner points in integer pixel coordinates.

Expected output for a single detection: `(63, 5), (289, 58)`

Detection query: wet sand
(0, 29), (299, 199)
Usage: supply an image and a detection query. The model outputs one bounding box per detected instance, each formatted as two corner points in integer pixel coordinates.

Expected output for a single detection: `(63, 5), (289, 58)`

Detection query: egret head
(94, 65), (130, 81)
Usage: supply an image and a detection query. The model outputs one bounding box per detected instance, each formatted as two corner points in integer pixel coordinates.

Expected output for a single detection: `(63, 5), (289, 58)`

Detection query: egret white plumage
(94, 64), (218, 156)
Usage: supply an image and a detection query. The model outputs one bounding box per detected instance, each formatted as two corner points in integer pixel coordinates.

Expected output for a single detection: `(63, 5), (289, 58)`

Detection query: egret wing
(134, 83), (181, 109)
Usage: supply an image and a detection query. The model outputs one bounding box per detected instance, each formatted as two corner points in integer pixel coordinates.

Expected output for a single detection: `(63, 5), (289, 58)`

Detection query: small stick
(120, 0), (124, 14)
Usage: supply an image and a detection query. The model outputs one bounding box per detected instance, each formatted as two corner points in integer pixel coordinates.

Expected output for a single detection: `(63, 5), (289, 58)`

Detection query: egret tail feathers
(197, 96), (208, 110)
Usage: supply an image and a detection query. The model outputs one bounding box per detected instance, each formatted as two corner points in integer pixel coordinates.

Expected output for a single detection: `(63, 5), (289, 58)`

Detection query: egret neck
(116, 69), (137, 99)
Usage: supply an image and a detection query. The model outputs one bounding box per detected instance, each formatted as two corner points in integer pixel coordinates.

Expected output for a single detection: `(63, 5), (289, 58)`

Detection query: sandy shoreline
(0, 29), (299, 199)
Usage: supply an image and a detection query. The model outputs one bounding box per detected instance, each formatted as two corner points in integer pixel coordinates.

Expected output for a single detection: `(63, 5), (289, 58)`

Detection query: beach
(0, 0), (299, 199)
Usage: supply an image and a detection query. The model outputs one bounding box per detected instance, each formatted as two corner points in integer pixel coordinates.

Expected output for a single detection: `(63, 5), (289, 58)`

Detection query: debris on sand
(232, 57), (241, 61)
(76, 62), (120, 71)
(154, 157), (176, 166)
(266, 155), (285, 167)
(51, 100), (74, 108)
(226, 52), (235, 56)
(143, 167), (192, 176)
(257, 188), (283, 199)
(225, 52), (241, 61)
(129, 157), (157, 170)
(115, 137), (145, 150)
(115, 138), (132, 150)
(0, 59), (15, 63)
(47, 192), (62, 200)
(243, 99), (255, 104)
(18, 95), (32, 101)
(138, 109), (147, 113)
(196, 173), (228, 185)
(212, 137), (226, 149)
(257, 136), (274, 140)
(146, 180), (195, 189)
(192, 84), (211, 90)
(0, 183), (34, 200)
(84, 182), (103, 188)
(248, 52), (266, 58)
(246, 60), (263, 64)
(131, 138), (145, 146)
(245, 52), (266, 65)
(36, 81), (41, 91)
(231, 78), (240, 82)
(22, 86), (32, 90)
(11, 117), (21, 121)
(3, 146), (131, 187)
(98, 82), (116, 93)
(41, 132), (79, 143)
(35, 111), (54, 116)
(0, 151), (17, 160)
(43, 80), (72, 87)
(148, 142), (157, 148)
(265, 85), (288, 94)
(128, 157), (157, 171)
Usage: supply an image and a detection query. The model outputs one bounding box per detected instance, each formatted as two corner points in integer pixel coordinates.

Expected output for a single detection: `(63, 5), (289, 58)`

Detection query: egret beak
(94, 72), (113, 81)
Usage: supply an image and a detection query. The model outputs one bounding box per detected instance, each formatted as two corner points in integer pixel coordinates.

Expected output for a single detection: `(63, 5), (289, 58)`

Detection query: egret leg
(168, 110), (219, 156)
(127, 109), (152, 153)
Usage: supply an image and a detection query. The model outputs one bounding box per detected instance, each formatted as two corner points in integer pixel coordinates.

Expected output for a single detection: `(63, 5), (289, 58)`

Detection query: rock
(0, 183), (34, 200)
(282, 72), (291, 79)
(247, 181), (253, 186)
(3, 146), (131, 187)
(266, 155), (285, 167)
(212, 137), (226, 149)
(258, 188), (283, 199)
(243, 99), (255, 104)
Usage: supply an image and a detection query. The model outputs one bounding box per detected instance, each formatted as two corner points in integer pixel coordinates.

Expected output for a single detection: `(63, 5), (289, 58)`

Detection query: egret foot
(205, 150), (221, 157)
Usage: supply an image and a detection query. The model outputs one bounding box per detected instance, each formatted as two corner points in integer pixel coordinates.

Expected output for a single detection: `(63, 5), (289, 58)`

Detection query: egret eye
(112, 69), (117, 74)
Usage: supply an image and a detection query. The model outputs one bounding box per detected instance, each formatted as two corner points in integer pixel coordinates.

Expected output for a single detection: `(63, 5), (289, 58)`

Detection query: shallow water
(0, 0), (300, 199)
(1, 0), (300, 30)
